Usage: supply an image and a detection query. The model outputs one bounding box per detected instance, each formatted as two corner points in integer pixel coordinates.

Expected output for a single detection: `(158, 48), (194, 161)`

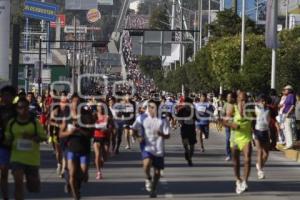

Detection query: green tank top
(230, 105), (252, 150)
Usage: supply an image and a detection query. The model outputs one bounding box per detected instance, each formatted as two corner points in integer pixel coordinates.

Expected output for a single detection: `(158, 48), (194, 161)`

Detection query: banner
(265, 0), (278, 49)
(98, 0), (114, 5)
(0, 0), (10, 81)
(24, 0), (59, 22)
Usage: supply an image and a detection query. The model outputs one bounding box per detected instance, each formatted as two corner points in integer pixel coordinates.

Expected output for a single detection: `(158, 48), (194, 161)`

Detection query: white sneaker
(257, 170), (265, 180)
(125, 145), (131, 150)
(56, 164), (62, 176)
(235, 180), (243, 194)
(225, 156), (231, 162)
(145, 179), (152, 192)
(241, 180), (248, 192)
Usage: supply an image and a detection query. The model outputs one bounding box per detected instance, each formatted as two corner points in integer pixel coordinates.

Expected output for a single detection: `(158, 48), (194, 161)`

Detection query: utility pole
(241, 0), (246, 66)
(208, 0), (211, 38)
(171, 0), (176, 30)
(285, 0), (289, 29)
(72, 16), (77, 92)
(199, 0), (203, 49)
(232, 0), (238, 14)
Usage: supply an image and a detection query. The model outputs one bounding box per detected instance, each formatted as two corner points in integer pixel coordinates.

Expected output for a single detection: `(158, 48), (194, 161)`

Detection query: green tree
(208, 10), (263, 39)
(149, 5), (170, 30)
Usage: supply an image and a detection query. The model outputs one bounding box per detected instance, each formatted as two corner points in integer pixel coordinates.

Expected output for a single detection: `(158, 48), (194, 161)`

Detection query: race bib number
(197, 106), (206, 113)
(16, 139), (33, 151)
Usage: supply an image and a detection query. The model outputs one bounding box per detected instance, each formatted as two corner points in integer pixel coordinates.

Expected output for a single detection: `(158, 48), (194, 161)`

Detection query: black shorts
(254, 130), (269, 144)
(197, 124), (209, 139)
(94, 138), (110, 145)
(11, 162), (39, 177)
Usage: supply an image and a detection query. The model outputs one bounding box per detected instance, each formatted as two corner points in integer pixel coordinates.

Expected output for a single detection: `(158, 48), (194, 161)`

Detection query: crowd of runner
(0, 84), (300, 199)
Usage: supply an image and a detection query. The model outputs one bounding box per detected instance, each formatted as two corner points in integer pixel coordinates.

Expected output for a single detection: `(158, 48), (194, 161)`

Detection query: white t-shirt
(255, 106), (270, 131)
(132, 114), (170, 157)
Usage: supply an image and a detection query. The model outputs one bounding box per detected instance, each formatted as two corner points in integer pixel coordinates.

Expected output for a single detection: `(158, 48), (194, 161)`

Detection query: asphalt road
(6, 128), (300, 200)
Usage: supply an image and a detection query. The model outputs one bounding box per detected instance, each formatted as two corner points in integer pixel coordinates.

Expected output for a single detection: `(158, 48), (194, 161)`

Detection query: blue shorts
(0, 148), (10, 166)
(66, 151), (90, 165)
(142, 151), (165, 170)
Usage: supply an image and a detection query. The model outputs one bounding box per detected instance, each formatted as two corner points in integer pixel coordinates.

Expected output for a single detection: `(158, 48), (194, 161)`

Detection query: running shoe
(225, 156), (231, 162)
(96, 171), (103, 180)
(235, 180), (243, 194)
(145, 179), (152, 192)
(241, 180), (248, 192)
(257, 170), (265, 180)
(125, 145), (131, 150)
(56, 164), (62, 176)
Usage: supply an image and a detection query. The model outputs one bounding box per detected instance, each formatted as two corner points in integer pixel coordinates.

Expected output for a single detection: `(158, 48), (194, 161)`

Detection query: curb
(276, 144), (300, 163)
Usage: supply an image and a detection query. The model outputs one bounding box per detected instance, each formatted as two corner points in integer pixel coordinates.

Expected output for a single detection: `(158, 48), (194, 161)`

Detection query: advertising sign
(24, 0), (59, 22)
(98, 0), (114, 6)
(87, 8), (101, 23)
(65, 0), (97, 10)
(50, 14), (66, 28)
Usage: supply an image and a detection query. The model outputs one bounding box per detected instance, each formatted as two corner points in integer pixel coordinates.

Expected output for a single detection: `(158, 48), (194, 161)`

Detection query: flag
(265, 0), (279, 49)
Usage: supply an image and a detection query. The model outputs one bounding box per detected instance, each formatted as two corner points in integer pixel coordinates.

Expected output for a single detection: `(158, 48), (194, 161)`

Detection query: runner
(93, 103), (111, 180)
(108, 96), (118, 153)
(59, 94), (94, 200)
(223, 91), (253, 194)
(254, 94), (270, 180)
(122, 94), (136, 150)
(0, 86), (17, 200)
(132, 99), (170, 198)
(177, 97), (197, 166)
(194, 94), (214, 152)
(223, 92), (237, 161)
(49, 94), (69, 178)
(4, 97), (47, 200)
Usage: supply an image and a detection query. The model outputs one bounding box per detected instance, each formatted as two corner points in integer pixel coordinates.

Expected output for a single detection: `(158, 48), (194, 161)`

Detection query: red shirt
(94, 115), (108, 138)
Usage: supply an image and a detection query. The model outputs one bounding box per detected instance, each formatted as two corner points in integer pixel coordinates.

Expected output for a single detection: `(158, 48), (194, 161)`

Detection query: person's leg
(115, 127), (123, 154)
(182, 138), (189, 160)
(55, 143), (63, 176)
(225, 128), (231, 159)
(93, 142), (101, 174)
(12, 168), (24, 200)
(111, 128), (117, 152)
(197, 127), (204, 152)
(232, 146), (241, 181)
(151, 168), (161, 197)
(25, 167), (41, 193)
(124, 127), (131, 149)
(255, 139), (262, 170)
(80, 155), (89, 183)
(261, 142), (270, 169)
(242, 143), (252, 182)
(67, 154), (79, 199)
(143, 158), (152, 180)
(0, 166), (9, 200)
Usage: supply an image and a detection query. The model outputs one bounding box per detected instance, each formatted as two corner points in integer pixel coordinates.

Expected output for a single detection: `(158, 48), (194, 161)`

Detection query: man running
(4, 97), (47, 200)
(132, 100), (170, 198)
(0, 86), (17, 200)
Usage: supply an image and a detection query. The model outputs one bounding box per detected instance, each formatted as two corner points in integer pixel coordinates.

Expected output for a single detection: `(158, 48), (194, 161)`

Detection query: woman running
(254, 94), (270, 180)
(93, 103), (111, 180)
(223, 91), (253, 194)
